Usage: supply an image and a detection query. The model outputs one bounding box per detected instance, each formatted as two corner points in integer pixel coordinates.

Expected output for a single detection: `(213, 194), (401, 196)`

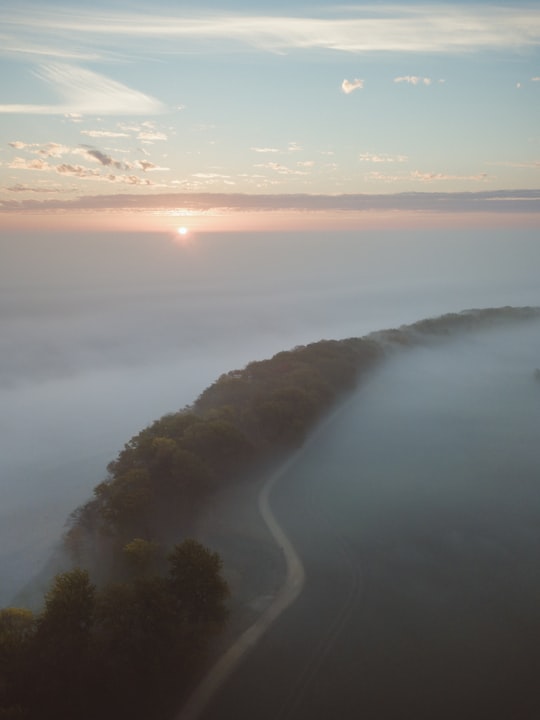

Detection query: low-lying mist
(269, 320), (540, 716)
(1, 227), (539, 606)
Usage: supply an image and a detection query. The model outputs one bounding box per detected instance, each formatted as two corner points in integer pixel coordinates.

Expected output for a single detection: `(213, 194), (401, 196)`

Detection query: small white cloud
(137, 160), (168, 172)
(118, 122), (143, 133)
(359, 152), (408, 163)
(9, 141), (71, 158)
(104, 174), (156, 186)
(38, 143), (72, 158)
(251, 147), (280, 153)
(410, 170), (488, 182)
(81, 148), (133, 170)
(517, 82), (522, 88)
(192, 172), (230, 179)
(55, 163), (101, 178)
(532, 77), (540, 82)
(341, 78), (364, 94)
(9, 157), (51, 171)
(80, 129), (130, 138)
(394, 76), (432, 86)
(137, 130), (168, 142)
(364, 170), (401, 182)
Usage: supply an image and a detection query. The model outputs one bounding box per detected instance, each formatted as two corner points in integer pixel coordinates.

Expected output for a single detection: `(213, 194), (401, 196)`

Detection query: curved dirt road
(176, 451), (307, 720)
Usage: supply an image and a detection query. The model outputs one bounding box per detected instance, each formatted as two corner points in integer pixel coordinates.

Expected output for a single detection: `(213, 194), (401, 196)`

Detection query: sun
(171, 225), (194, 247)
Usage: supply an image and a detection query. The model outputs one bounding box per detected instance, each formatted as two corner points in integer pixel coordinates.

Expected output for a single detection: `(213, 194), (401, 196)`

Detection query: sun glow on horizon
(177, 226), (188, 236)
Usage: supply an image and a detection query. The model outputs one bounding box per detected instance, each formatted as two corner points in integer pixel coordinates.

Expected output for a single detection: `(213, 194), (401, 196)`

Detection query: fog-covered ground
(263, 321), (540, 718)
(1, 228), (539, 606)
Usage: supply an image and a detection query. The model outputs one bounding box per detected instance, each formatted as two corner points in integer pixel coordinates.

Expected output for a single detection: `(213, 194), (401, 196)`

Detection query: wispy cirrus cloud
(3, 6), (540, 57)
(0, 63), (165, 116)
(341, 78), (364, 94)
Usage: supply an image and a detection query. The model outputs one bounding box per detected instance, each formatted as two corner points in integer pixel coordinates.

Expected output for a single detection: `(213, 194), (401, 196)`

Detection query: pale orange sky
(1, 208), (539, 235)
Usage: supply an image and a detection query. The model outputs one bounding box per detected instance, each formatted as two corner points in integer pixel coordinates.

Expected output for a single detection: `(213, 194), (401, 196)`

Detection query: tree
(32, 569), (97, 717)
(0, 608), (35, 717)
(95, 468), (153, 538)
(181, 418), (253, 477)
(94, 576), (200, 719)
(122, 538), (162, 578)
(38, 568), (95, 640)
(168, 539), (229, 626)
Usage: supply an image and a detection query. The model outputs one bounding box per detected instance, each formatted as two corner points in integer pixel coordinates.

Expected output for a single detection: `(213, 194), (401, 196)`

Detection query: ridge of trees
(2, 305), (539, 719)
(63, 335), (383, 580)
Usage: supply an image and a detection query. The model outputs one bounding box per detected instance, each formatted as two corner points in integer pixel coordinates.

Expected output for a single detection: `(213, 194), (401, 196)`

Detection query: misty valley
(2, 0), (540, 715)
(2, 304), (540, 719)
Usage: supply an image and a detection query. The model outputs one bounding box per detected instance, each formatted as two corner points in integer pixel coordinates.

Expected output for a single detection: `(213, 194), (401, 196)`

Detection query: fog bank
(1, 227), (539, 605)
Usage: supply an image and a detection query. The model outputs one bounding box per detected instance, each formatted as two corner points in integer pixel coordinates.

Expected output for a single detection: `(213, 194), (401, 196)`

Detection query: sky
(0, 0), (539, 233)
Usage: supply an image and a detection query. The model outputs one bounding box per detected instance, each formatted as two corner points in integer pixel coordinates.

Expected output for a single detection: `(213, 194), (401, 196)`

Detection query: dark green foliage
(392, 306), (540, 339)
(21, 570), (97, 718)
(0, 609), (35, 719)
(168, 539), (230, 625)
(122, 538), (162, 578)
(253, 385), (318, 446)
(1, 541), (229, 719)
